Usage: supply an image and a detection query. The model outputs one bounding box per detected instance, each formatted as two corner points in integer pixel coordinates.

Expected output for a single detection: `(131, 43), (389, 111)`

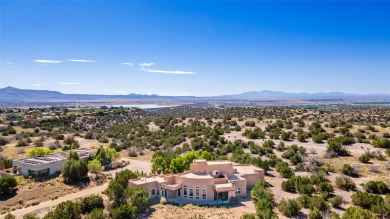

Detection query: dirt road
(1, 159), (151, 219)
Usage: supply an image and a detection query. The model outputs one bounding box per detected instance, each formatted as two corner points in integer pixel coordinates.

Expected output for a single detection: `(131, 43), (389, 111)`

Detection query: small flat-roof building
(12, 149), (95, 178)
(129, 159), (264, 205)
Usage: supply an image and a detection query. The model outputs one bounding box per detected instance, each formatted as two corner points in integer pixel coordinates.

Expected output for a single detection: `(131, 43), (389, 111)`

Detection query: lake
(107, 104), (177, 109)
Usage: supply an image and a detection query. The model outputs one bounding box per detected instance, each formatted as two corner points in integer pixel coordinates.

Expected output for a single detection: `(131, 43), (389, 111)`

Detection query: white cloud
(34, 60), (63, 63)
(33, 83), (44, 86)
(122, 62), (134, 66)
(143, 69), (196, 75)
(66, 59), (96, 63)
(60, 82), (83, 85)
(139, 63), (155, 67)
(139, 63), (195, 75)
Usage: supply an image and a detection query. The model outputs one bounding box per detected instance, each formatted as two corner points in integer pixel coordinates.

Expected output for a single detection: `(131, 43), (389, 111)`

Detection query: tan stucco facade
(129, 159), (264, 205)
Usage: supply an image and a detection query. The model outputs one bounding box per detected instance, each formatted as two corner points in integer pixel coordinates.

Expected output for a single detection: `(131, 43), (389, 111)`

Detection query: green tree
(27, 148), (51, 157)
(170, 157), (185, 174)
(364, 180), (389, 194)
(308, 208), (322, 219)
(112, 204), (138, 219)
(151, 156), (167, 174)
(85, 208), (106, 219)
(310, 195), (328, 212)
(127, 186), (150, 213)
(0, 176), (17, 194)
(80, 195), (104, 214)
(104, 181), (126, 208)
(68, 150), (79, 160)
(62, 159), (88, 183)
(342, 206), (375, 219)
(278, 198), (301, 217)
(105, 148), (120, 161)
(43, 201), (81, 219)
(335, 176), (356, 191)
(251, 181), (277, 219)
(88, 159), (104, 177)
(114, 169), (137, 188)
(95, 146), (111, 166)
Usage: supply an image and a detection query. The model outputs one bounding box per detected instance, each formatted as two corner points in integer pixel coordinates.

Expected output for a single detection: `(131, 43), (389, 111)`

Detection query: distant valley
(0, 86), (389, 108)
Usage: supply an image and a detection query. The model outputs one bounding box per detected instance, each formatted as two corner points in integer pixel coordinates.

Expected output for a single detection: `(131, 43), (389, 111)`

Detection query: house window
(151, 189), (156, 196)
(184, 186), (187, 198)
(236, 187), (241, 194)
(177, 189), (181, 197)
(202, 187), (207, 199)
(189, 187), (194, 198)
(157, 189), (160, 196)
(215, 171), (219, 175)
(162, 189), (167, 197)
(195, 187), (200, 199)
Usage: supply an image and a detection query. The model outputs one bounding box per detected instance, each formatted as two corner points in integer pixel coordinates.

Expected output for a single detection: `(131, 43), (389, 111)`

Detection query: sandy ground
(147, 196), (256, 219)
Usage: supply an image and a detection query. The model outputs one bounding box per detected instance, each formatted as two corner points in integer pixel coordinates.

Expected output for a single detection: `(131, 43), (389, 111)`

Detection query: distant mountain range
(0, 86), (389, 102)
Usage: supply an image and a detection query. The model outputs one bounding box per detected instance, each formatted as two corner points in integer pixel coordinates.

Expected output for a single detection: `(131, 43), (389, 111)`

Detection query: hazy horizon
(2, 85), (390, 97)
(1, 1), (389, 96)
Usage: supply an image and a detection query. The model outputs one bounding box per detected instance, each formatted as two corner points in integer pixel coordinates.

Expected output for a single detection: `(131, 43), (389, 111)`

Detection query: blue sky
(1, 1), (389, 96)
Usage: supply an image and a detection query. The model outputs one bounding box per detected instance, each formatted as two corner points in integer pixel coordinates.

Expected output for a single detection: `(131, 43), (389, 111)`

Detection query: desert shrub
(4, 213), (16, 219)
(83, 132), (93, 139)
(33, 138), (44, 147)
(341, 164), (358, 177)
(297, 194), (311, 208)
(364, 180), (389, 194)
(278, 198), (301, 217)
(16, 139), (29, 147)
(329, 195), (343, 208)
(0, 136), (9, 146)
(326, 137), (350, 156)
(342, 206), (375, 219)
(84, 208), (106, 219)
(127, 186), (150, 213)
(310, 195), (328, 212)
(298, 132), (308, 142)
(241, 214), (256, 219)
(281, 176), (314, 195)
(351, 191), (384, 209)
(276, 162), (295, 178)
(63, 136), (76, 145)
(290, 153), (303, 165)
(49, 140), (61, 150)
(308, 208), (322, 219)
(112, 204), (138, 219)
(335, 176), (356, 191)
(80, 195), (104, 214)
(359, 153), (371, 163)
(43, 201), (81, 219)
(251, 180), (277, 218)
(329, 212), (341, 219)
(281, 180), (295, 193)
(371, 138), (390, 148)
(23, 213), (39, 219)
(0, 176), (18, 194)
(316, 182), (334, 198)
(160, 197), (167, 205)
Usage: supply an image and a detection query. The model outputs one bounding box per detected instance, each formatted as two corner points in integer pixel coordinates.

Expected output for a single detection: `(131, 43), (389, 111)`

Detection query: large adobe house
(129, 159), (264, 204)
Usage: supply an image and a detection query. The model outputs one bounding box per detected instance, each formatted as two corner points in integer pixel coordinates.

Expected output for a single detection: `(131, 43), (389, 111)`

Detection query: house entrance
(215, 191), (229, 201)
